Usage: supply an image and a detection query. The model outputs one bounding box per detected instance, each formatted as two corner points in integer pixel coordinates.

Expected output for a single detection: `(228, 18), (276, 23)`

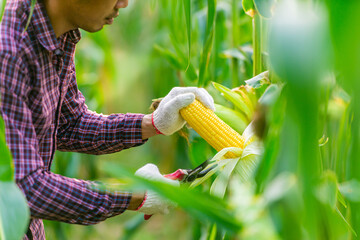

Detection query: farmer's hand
(135, 164), (179, 216)
(152, 87), (215, 135)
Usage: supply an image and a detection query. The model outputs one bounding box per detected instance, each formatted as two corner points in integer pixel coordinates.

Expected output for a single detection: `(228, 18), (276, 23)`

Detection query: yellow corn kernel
(180, 100), (244, 158)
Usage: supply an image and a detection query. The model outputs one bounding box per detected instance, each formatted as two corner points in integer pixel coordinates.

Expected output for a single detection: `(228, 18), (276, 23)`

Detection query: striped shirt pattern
(0, 0), (147, 239)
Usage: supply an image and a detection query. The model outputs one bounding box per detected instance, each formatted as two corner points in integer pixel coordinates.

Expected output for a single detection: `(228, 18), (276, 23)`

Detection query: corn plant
(119, 0), (360, 239)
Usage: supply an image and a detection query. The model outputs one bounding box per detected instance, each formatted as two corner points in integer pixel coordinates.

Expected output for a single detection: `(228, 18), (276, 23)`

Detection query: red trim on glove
(164, 169), (186, 181)
(135, 192), (147, 211)
(151, 112), (164, 135)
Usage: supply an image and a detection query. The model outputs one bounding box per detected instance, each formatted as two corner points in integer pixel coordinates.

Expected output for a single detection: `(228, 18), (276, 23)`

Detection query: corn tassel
(180, 100), (245, 158)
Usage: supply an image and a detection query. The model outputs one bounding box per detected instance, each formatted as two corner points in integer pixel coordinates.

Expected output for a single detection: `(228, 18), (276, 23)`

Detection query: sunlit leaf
(23, 0), (36, 33)
(0, 0), (6, 21)
(191, 124), (262, 188)
(212, 82), (252, 119)
(242, 0), (256, 18)
(318, 134), (329, 147)
(0, 117), (13, 182)
(190, 148), (243, 187)
(210, 158), (239, 198)
(245, 71), (269, 89)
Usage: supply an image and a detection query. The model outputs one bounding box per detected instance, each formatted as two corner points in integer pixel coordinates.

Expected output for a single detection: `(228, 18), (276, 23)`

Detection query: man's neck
(43, 0), (76, 38)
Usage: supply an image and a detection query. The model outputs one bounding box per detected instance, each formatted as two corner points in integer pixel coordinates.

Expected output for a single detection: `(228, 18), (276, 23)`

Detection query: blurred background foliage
(1, 0), (360, 239)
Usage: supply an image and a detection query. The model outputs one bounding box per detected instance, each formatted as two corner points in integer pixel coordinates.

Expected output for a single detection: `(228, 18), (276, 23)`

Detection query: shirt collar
(30, 0), (81, 52)
(68, 29), (82, 44)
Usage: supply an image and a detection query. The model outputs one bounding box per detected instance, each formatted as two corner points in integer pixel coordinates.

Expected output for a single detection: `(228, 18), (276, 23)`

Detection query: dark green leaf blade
(0, 117), (13, 182)
(183, 0), (191, 71)
(198, 0), (217, 87)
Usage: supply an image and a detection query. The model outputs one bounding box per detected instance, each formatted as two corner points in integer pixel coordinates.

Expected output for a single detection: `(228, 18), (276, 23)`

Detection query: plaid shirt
(0, 0), (147, 239)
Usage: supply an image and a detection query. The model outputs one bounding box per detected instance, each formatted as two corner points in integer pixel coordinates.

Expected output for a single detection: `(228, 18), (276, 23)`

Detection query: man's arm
(56, 71), (154, 154)
(0, 53), (143, 224)
(141, 114), (157, 139)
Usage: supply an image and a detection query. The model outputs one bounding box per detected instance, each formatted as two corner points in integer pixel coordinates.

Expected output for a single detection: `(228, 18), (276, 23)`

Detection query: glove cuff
(135, 192), (148, 211)
(151, 112), (164, 135)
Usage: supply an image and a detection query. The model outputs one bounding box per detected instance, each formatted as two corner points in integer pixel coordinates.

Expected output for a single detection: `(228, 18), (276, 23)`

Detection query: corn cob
(180, 100), (245, 158)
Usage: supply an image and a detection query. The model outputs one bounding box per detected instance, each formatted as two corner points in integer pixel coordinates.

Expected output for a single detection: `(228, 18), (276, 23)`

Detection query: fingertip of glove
(173, 92), (195, 108)
(135, 163), (160, 176)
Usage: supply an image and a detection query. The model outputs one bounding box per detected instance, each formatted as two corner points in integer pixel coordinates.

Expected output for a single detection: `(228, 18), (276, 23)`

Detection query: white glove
(135, 164), (179, 215)
(152, 87), (215, 135)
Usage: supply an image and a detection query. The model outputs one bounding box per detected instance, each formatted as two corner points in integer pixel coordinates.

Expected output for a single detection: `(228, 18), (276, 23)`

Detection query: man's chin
(81, 24), (104, 33)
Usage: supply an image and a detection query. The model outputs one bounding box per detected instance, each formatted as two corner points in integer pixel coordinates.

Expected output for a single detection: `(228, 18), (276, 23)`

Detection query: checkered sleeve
(0, 53), (132, 224)
(57, 71), (147, 154)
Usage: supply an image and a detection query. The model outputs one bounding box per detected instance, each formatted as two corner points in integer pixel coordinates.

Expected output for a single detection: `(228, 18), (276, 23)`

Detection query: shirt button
(54, 49), (64, 57)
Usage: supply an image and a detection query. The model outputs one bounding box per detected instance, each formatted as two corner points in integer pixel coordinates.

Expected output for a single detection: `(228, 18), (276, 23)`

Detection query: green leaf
(0, 182), (30, 240)
(335, 207), (357, 237)
(198, 0), (217, 87)
(122, 215), (145, 240)
(0, 117), (13, 182)
(264, 172), (300, 204)
(253, 0), (276, 18)
(23, 0), (36, 33)
(208, 224), (217, 240)
(191, 147), (243, 187)
(269, 1), (332, 89)
(245, 71), (270, 89)
(0, 0), (6, 21)
(213, 6), (229, 84)
(315, 170), (338, 209)
(210, 158), (239, 198)
(339, 179), (360, 202)
(183, 0), (191, 71)
(214, 104), (248, 134)
(337, 191), (347, 209)
(153, 45), (184, 70)
(188, 135), (214, 167)
(212, 82), (252, 119)
(168, 35), (198, 81)
(258, 84), (282, 107)
(220, 48), (248, 61)
(242, 0), (256, 18)
(100, 162), (242, 233)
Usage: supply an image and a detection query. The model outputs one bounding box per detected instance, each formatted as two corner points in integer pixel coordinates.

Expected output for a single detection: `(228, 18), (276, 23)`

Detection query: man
(0, 0), (215, 239)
